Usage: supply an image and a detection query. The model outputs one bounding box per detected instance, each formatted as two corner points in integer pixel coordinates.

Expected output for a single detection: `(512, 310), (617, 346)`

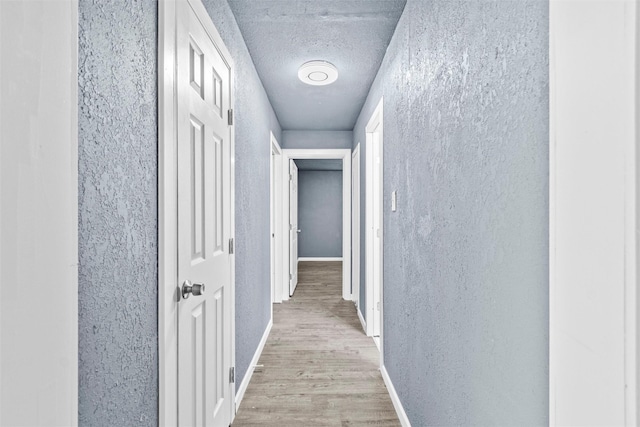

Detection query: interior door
(176, 1), (233, 425)
(289, 160), (299, 296)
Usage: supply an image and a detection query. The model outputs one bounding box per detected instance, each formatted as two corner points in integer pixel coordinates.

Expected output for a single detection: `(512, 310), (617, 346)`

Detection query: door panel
(177, 1), (233, 425)
(289, 160), (299, 296)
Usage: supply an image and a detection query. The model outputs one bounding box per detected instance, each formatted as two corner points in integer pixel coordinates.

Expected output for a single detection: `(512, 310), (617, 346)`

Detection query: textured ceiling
(227, 0), (406, 131)
(295, 159), (343, 171)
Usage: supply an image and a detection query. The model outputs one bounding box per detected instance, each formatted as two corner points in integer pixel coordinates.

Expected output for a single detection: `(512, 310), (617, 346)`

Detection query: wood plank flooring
(233, 261), (400, 427)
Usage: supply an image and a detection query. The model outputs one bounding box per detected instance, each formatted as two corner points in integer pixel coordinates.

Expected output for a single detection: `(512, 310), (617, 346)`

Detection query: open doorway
(365, 98), (383, 355)
(280, 149), (352, 301)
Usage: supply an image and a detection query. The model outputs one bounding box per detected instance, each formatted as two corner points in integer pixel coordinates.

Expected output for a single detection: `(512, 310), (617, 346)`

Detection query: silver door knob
(182, 280), (205, 300)
(297, 229), (301, 233)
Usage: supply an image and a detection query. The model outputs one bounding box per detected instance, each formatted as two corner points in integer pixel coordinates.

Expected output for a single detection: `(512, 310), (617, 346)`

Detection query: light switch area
(391, 190), (397, 212)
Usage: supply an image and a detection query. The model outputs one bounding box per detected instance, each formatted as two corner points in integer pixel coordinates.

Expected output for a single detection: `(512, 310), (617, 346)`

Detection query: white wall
(550, 1), (638, 425)
(0, 1), (78, 425)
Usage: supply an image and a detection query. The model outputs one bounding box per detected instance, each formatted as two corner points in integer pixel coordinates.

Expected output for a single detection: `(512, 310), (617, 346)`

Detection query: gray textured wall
(199, 0), (282, 390)
(354, 0), (549, 425)
(298, 171), (343, 258)
(78, 0), (158, 424)
(282, 130), (353, 149)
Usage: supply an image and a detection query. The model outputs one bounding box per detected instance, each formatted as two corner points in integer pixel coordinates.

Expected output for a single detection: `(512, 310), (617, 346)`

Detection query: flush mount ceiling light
(298, 60), (338, 86)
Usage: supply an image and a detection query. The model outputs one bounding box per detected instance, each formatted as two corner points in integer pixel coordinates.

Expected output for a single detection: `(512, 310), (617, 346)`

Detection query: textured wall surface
(354, 0), (549, 424)
(200, 0), (282, 389)
(78, 0), (282, 422)
(298, 171), (343, 258)
(77, 0), (158, 425)
(283, 130), (353, 149)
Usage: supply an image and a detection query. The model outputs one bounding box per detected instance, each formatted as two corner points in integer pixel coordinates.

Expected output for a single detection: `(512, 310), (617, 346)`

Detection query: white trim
(624, 2), (638, 422)
(158, 0), (178, 423)
(381, 365), (411, 427)
(158, 0), (236, 424)
(281, 149), (352, 301)
(357, 306), (367, 334)
(365, 98), (384, 353)
(352, 144), (361, 311)
(235, 319), (273, 413)
(270, 133), (283, 304)
(365, 133), (373, 336)
(298, 257), (343, 262)
(369, 98), (385, 367)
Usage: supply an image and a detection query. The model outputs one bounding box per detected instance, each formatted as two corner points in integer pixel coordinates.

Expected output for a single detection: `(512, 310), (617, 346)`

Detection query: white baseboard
(381, 365), (411, 427)
(357, 305), (367, 333)
(298, 257), (343, 262)
(235, 318), (272, 413)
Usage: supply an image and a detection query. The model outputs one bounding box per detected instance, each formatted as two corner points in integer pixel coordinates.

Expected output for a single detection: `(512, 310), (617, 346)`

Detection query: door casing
(289, 159), (300, 296)
(365, 98), (384, 360)
(352, 144), (361, 315)
(270, 133), (283, 304)
(158, 0), (236, 423)
(281, 149), (352, 301)
(365, 97), (384, 366)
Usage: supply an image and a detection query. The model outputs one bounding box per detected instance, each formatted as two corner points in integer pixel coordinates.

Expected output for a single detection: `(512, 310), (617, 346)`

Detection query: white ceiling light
(298, 60), (338, 86)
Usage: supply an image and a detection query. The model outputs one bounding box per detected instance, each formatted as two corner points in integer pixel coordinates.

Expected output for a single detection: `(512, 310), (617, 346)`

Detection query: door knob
(182, 280), (205, 300)
(297, 229), (301, 233)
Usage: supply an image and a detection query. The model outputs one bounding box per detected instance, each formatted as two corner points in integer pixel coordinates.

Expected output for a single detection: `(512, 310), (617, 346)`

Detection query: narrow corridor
(233, 261), (399, 426)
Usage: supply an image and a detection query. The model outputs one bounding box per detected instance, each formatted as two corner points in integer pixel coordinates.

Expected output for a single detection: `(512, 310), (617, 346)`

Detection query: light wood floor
(233, 261), (400, 427)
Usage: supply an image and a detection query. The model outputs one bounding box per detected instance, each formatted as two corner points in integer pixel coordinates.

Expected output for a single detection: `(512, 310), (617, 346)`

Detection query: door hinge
(229, 367), (235, 384)
(229, 238), (234, 254)
(228, 109), (233, 126)
(289, 273), (292, 280)
(289, 174), (292, 181)
(377, 301), (380, 311)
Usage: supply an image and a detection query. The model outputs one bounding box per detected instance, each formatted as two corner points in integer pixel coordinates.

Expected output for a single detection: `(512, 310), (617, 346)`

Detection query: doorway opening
(365, 98), (383, 357)
(280, 149), (352, 301)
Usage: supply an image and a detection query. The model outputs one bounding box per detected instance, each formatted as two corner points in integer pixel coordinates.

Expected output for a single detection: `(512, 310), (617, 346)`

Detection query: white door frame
(270, 133), (283, 304)
(365, 98), (384, 350)
(281, 149), (352, 301)
(288, 159), (300, 296)
(352, 144), (361, 312)
(158, 0), (236, 423)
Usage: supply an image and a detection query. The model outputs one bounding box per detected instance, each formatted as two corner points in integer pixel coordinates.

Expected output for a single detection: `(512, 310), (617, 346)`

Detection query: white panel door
(289, 160), (299, 296)
(176, 1), (233, 425)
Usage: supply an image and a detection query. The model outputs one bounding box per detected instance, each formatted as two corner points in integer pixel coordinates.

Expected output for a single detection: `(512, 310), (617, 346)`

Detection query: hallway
(3, 0), (639, 425)
(233, 261), (399, 426)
